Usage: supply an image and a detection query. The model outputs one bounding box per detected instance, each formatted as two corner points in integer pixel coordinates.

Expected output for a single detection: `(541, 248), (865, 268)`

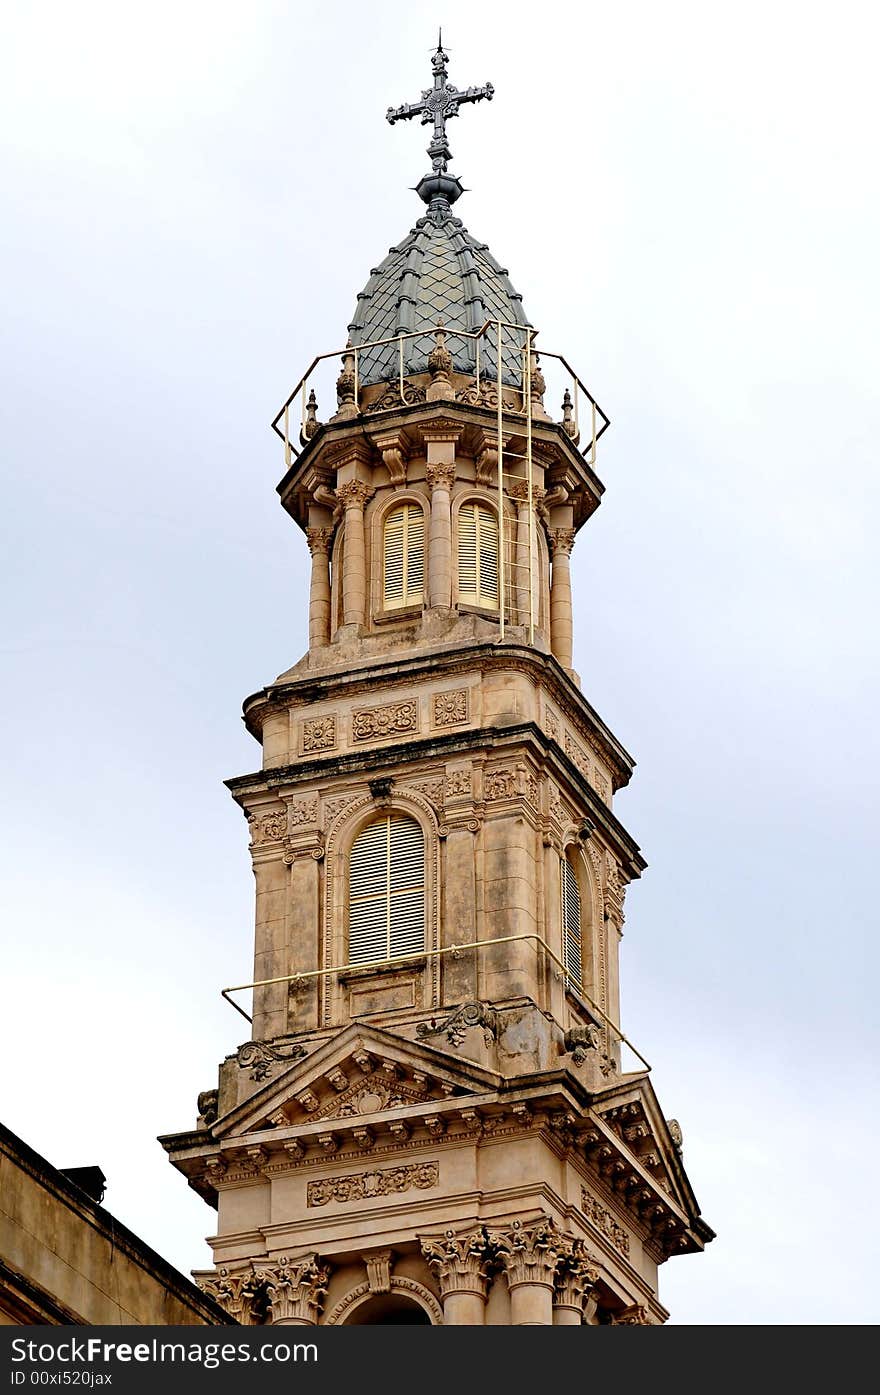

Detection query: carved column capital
(491, 1217), (566, 1291)
(616, 1304), (655, 1326)
(195, 1266), (261, 1325)
(553, 1239), (601, 1315)
(425, 460), (455, 492)
(336, 479), (374, 511)
(305, 526), (334, 555)
(258, 1255), (330, 1326)
(549, 527), (577, 558)
(420, 1227), (493, 1299)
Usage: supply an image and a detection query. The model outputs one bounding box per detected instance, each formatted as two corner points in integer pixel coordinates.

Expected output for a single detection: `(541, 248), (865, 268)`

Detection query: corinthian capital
(258, 1254), (330, 1325)
(336, 479), (374, 511)
(425, 461), (455, 492)
(554, 1237), (601, 1313)
(549, 527), (577, 558)
(491, 1217), (566, 1290)
(195, 1266), (261, 1324)
(305, 526), (334, 555)
(420, 1227), (493, 1299)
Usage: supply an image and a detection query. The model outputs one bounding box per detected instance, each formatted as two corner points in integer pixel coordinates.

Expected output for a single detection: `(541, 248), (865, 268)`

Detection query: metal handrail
(270, 318), (610, 467)
(220, 930), (651, 1073)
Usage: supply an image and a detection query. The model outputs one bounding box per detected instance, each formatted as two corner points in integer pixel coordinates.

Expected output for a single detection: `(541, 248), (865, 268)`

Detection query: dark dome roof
(348, 204), (531, 388)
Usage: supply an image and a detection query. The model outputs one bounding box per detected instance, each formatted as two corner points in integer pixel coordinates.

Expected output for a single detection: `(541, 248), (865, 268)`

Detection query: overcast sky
(2, 0), (878, 1326)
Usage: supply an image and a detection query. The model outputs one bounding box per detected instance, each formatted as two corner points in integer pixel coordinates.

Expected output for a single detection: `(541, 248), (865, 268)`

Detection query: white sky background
(1, 0), (878, 1325)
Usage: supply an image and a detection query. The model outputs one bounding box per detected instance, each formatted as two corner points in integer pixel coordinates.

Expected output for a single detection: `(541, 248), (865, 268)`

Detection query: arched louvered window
(458, 502), (499, 609)
(349, 814), (426, 965)
(383, 504), (425, 609)
(561, 855), (583, 990)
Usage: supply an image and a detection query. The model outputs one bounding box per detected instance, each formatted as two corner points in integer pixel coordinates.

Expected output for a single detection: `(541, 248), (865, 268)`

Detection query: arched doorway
(343, 1293), (432, 1325)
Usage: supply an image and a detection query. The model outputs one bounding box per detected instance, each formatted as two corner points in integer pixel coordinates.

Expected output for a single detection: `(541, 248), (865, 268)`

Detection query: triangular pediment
(214, 1022), (503, 1142)
(590, 1072), (695, 1216)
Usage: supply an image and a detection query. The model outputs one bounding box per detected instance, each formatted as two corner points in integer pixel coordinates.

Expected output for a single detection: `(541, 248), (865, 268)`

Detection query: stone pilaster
(305, 527), (333, 647)
(493, 1218), (565, 1326)
(259, 1255), (330, 1326)
(337, 480), (373, 628)
(549, 528), (576, 669)
(425, 452), (456, 609)
(420, 1227), (493, 1325)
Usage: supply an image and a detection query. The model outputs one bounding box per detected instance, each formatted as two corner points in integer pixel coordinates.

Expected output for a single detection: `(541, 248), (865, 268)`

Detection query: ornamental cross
(386, 35), (494, 174)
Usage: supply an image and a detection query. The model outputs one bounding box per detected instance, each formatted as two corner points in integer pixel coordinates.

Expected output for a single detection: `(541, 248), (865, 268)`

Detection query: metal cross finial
(386, 38), (494, 175)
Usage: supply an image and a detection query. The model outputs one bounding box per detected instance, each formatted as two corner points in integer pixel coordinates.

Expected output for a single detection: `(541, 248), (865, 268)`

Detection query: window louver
(383, 505), (425, 609)
(349, 815), (426, 965)
(458, 502), (499, 609)
(561, 856), (583, 991)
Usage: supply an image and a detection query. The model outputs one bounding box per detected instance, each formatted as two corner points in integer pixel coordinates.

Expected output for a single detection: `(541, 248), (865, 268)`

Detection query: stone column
(508, 481), (530, 626)
(425, 458), (455, 609)
(420, 1228), (492, 1325)
(549, 528), (576, 669)
(494, 1218), (564, 1326)
(305, 527), (333, 647)
(261, 1255), (330, 1326)
(337, 480), (373, 628)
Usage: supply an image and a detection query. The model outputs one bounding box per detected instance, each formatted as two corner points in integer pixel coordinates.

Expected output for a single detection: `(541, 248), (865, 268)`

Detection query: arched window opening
(458, 501), (499, 609)
(383, 504), (425, 609)
(349, 814), (426, 965)
(561, 855), (583, 991)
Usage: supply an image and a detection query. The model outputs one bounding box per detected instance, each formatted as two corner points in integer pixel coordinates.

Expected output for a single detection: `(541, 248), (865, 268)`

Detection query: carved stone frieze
(416, 1000), (499, 1048)
(483, 767), (516, 800)
(302, 715), (337, 754)
(432, 688), (469, 726)
(287, 797), (318, 828)
(306, 1160), (439, 1207)
(444, 768), (472, 799)
(581, 1187), (631, 1257)
(237, 1040), (308, 1082)
(248, 811), (287, 846)
(352, 700), (419, 742)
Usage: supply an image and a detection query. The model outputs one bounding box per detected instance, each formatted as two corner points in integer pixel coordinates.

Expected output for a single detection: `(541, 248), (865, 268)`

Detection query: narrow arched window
(458, 502), (499, 609)
(349, 814), (426, 965)
(561, 855), (583, 990)
(383, 504), (425, 609)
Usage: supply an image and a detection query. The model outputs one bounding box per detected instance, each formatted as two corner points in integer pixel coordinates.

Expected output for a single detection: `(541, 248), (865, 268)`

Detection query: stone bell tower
(161, 39), (714, 1327)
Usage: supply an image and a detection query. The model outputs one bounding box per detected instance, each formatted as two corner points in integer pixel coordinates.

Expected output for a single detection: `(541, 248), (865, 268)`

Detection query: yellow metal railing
(221, 929), (650, 1073)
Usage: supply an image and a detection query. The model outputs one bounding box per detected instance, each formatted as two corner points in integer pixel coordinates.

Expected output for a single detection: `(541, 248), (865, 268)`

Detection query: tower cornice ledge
(240, 642), (636, 792)
(276, 401), (603, 531)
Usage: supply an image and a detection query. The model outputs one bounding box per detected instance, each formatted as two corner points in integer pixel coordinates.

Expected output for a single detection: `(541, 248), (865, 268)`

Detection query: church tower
(161, 42), (714, 1327)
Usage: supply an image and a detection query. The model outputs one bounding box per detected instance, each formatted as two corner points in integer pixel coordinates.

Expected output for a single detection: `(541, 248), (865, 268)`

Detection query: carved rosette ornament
(196, 1267), (261, 1325)
(420, 1227), (494, 1300)
(258, 1255), (330, 1326)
